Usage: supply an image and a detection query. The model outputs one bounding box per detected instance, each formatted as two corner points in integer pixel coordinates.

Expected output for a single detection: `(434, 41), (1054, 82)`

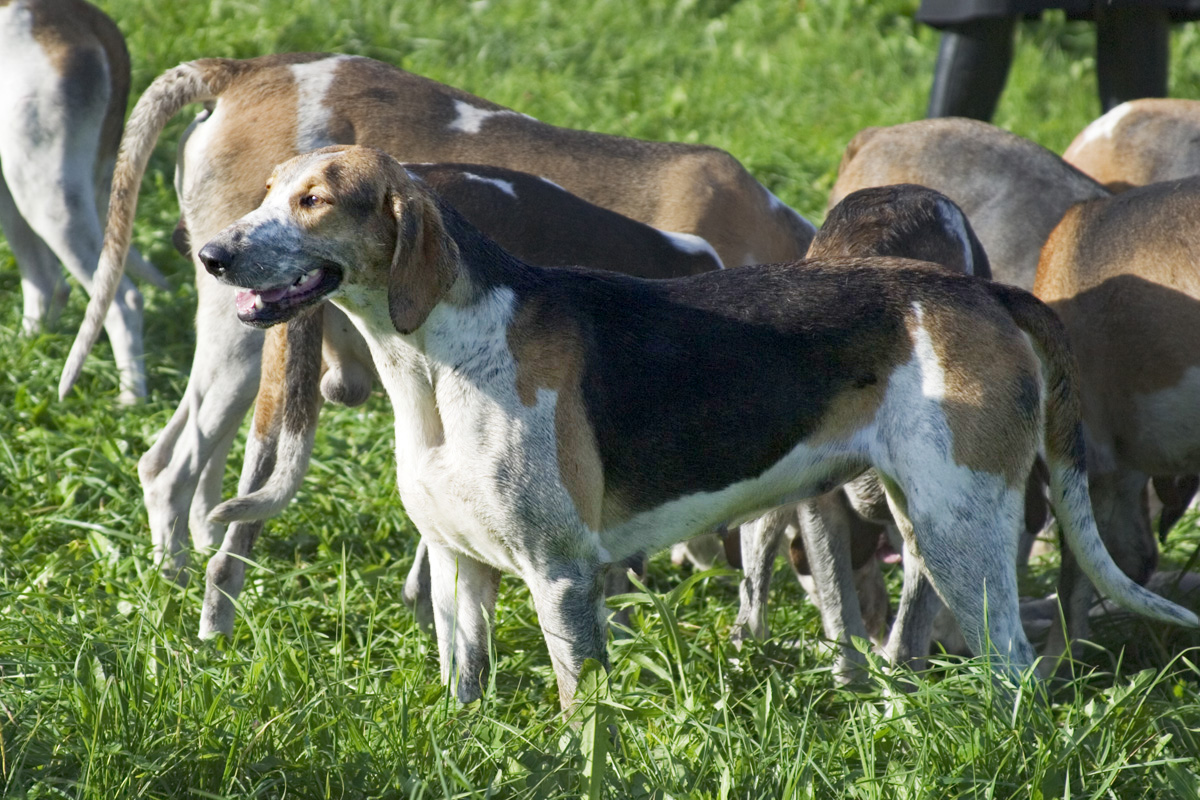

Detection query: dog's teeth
(253, 294), (264, 310)
(294, 268), (321, 288)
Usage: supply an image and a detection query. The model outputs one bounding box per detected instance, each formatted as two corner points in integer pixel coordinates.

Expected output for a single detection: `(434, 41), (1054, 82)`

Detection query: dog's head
(811, 184), (992, 279)
(198, 145), (459, 333)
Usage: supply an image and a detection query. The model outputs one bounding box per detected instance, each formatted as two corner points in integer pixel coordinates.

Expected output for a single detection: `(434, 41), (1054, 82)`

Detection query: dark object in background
(918, 1), (1200, 121)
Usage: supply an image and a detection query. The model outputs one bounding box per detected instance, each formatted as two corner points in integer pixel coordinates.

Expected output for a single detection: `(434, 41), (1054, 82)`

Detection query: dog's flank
(200, 147), (1199, 708)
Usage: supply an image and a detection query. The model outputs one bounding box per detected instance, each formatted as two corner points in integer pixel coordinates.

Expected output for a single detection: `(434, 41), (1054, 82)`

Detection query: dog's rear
(0, 0), (163, 403)
(1063, 99), (1200, 192)
(1035, 177), (1200, 665)
(829, 118), (1108, 290)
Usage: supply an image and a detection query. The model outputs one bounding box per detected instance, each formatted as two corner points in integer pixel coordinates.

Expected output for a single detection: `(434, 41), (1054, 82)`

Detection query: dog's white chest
(338, 289), (589, 573)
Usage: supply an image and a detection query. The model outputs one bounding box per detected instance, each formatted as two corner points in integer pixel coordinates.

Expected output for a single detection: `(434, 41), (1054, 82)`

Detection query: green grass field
(3, 0), (1200, 796)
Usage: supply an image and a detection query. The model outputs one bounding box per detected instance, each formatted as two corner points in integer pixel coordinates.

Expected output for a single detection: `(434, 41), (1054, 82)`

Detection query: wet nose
(198, 241), (233, 277)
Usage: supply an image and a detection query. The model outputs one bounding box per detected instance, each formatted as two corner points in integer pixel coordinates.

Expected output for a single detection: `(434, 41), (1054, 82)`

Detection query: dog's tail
(208, 307), (324, 524)
(990, 283), (1199, 630)
(58, 59), (248, 400)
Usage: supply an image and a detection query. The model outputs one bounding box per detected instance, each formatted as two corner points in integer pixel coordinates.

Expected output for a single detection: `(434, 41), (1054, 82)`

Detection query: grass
(2, 0), (1200, 796)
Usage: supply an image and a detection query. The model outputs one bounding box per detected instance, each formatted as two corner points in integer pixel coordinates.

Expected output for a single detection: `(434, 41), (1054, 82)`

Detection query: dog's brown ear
(387, 184), (459, 334)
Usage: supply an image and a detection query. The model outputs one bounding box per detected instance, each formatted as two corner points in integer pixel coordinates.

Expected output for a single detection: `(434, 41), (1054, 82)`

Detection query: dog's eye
(300, 194), (324, 208)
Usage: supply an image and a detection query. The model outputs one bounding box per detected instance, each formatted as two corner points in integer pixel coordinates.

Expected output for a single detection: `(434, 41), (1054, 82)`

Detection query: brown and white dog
(0, 0), (164, 403)
(55, 53), (815, 586)
(196, 160), (722, 638)
(1063, 99), (1200, 193)
(732, 184), (993, 681)
(829, 117), (1110, 291)
(1063, 101), (1200, 540)
(198, 145), (1197, 708)
(1035, 176), (1200, 664)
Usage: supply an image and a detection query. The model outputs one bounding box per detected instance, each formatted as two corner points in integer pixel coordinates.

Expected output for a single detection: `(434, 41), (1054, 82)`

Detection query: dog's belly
(1127, 367), (1200, 472)
(597, 441), (866, 564)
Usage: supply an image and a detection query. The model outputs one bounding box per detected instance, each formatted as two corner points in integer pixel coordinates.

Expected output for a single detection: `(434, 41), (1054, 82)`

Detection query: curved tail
(59, 59), (244, 400)
(991, 283), (1199, 630)
(208, 308), (324, 523)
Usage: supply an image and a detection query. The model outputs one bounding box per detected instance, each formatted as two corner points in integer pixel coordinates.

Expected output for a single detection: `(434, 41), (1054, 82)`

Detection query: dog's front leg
(425, 542), (501, 704)
(524, 558), (609, 711)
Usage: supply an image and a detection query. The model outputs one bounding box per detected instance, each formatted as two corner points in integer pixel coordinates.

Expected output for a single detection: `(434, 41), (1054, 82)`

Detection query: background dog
(0, 0), (164, 404)
(1035, 176), (1200, 664)
(55, 53), (816, 589)
(1064, 99), (1200, 193)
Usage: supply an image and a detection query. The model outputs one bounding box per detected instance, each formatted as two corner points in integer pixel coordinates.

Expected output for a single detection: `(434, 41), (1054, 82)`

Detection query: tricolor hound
(198, 146), (1198, 708)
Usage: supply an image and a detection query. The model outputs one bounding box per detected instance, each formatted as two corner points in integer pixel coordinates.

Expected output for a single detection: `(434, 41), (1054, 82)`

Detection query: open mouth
(234, 264), (343, 327)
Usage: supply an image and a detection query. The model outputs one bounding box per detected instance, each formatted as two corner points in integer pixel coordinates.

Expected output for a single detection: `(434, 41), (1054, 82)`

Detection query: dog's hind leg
(0, 173), (70, 334)
(426, 541), (501, 704)
(0, 78), (147, 403)
(883, 471), (1035, 678)
(201, 310), (323, 638)
(142, 278), (262, 580)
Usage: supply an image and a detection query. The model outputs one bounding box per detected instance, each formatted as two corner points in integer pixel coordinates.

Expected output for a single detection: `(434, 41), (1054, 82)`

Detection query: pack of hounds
(6, 0), (1200, 710)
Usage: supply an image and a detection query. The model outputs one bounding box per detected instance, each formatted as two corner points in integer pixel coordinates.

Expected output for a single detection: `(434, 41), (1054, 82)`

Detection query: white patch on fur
(448, 99), (532, 134)
(336, 285), (606, 575)
(290, 56), (349, 152)
(1077, 102), (1134, 148)
(935, 197), (975, 276)
(661, 230), (724, 268)
(462, 171), (517, 197)
(909, 303), (946, 401)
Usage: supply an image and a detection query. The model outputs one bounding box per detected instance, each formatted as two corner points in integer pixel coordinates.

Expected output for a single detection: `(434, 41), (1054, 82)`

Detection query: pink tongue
(236, 286), (291, 314)
(235, 291), (258, 315)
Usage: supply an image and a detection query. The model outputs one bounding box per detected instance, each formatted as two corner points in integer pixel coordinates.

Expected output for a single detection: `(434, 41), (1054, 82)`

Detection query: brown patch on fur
(252, 324), (289, 441)
(918, 301), (1041, 485)
(507, 299), (604, 529)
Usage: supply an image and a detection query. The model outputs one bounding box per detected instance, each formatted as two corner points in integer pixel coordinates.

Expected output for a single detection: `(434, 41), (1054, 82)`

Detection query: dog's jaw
(232, 263), (344, 327)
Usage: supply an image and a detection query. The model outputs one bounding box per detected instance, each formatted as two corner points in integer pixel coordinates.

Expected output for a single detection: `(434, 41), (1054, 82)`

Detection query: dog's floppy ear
(387, 181), (459, 334)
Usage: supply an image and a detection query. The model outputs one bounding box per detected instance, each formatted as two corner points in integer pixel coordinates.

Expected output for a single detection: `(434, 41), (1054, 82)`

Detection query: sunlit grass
(2, 0), (1200, 796)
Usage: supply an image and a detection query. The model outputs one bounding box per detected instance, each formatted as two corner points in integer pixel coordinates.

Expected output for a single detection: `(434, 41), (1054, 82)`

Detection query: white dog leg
(426, 542), (501, 704)
(731, 506), (790, 646)
(401, 539), (435, 634)
(0, 174), (69, 334)
(524, 557), (609, 710)
(796, 493), (872, 683)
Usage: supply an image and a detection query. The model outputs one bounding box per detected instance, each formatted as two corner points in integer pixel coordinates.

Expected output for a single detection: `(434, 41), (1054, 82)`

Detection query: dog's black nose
(198, 242), (232, 277)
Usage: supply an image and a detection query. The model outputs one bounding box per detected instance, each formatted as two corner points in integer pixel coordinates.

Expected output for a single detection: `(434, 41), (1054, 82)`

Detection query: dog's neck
(331, 202), (543, 446)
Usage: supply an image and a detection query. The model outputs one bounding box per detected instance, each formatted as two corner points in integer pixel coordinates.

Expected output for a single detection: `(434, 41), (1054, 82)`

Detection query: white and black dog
(198, 145), (1198, 709)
